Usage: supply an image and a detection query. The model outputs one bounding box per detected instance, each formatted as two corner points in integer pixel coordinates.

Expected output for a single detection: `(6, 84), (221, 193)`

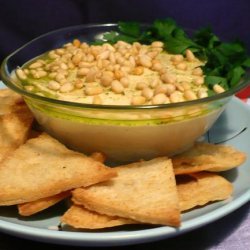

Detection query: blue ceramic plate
(0, 82), (249, 247)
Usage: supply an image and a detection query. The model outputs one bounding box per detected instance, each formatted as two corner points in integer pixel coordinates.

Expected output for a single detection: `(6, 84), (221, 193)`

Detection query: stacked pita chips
(0, 89), (246, 230)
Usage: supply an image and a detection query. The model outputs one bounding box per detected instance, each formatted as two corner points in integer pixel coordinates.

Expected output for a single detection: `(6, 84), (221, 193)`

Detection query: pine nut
(48, 51), (59, 59)
(98, 50), (110, 60)
(73, 39), (81, 48)
(154, 85), (168, 95)
(111, 80), (124, 94)
(129, 56), (136, 67)
(55, 73), (66, 83)
(120, 77), (130, 88)
(151, 62), (163, 72)
(55, 48), (65, 55)
(161, 73), (176, 84)
(165, 84), (176, 95)
(34, 70), (47, 78)
(213, 84), (225, 93)
(170, 91), (184, 103)
(147, 51), (158, 59)
(48, 80), (61, 90)
(60, 63), (68, 70)
(86, 54), (95, 62)
(78, 62), (94, 68)
(176, 62), (187, 70)
(175, 83), (185, 92)
(59, 83), (74, 93)
(132, 66), (144, 75)
(198, 89), (208, 98)
(150, 79), (160, 88)
(25, 85), (34, 91)
(100, 75), (113, 87)
(184, 90), (197, 100)
(74, 79), (84, 89)
(16, 68), (27, 80)
(72, 53), (83, 65)
(152, 93), (168, 104)
(139, 55), (152, 68)
(185, 49), (196, 62)
(85, 86), (103, 95)
(181, 81), (191, 90)
(131, 96), (146, 105)
(136, 82), (147, 90)
(77, 68), (89, 76)
(92, 95), (102, 104)
(114, 70), (125, 80)
(29, 61), (43, 69)
(193, 77), (204, 85)
(192, 67), (203, 76)
(85, 69), (97, 82)
(151, 41), (164, 48)
(109, 52), (116, 64)
(171, 54), (184, 63)
(142, 87), (154, 100)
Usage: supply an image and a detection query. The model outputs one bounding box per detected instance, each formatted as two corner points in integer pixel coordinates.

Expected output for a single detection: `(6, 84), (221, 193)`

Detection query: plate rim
(0, 82), (250, 246)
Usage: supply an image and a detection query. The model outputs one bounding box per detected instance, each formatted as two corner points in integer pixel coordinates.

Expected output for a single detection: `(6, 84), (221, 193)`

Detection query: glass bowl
(1, 24), (249, 163)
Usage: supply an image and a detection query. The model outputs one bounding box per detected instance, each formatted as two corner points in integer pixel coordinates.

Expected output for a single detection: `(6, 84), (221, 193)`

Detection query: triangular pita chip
(61, 205), (137, 229)
(72, 157), (180, 227)
(0, 133), (116, 205)
(18, 191), (71, 216)
(172, 142), (246, 174)
(0, 89), (33, 163)
(177, 172), (233, 211)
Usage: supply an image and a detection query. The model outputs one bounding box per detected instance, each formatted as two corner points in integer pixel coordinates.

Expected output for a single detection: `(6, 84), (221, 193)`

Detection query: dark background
(0, 0), (250, 248)
(0, 0), (250, 62)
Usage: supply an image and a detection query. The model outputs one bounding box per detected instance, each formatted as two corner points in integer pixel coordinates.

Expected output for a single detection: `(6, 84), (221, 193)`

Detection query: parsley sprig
(96, 19), (250, 93)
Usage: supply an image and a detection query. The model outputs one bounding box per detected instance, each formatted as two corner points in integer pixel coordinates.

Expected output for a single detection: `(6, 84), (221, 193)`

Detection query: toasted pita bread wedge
(172, 142), (246, 174)
(17, 150), (106, 216)
(177, 172), (233, 211)
(72, 157), (180, 227)
(0, 88), (24, 114)
(61, 205), (137, 229)
(0, 90), (33, 163)
(0, 133), (116, 205)
(18, 191), (71, 216)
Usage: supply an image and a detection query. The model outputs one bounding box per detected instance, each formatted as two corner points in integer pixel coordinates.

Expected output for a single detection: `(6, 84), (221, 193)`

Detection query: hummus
(16, 40), (208, 105)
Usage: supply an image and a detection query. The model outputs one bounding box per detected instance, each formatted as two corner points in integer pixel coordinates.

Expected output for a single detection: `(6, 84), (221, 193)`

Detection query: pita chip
(18, 191), (71, 216)
(177, 172), (233, 211)
(172, 142), (246, 175)
(0, 133), (116, 205)
(61, 205), (137, 229)
(0, 89), (33, 163)
(72, 157), (181, 227)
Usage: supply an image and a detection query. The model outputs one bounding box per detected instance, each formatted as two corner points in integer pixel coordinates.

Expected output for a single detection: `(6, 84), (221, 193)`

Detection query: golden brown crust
(72, 157), (181, 227)
(61, 205), (137, 229)
(172, 142), (246, 174)
(0, 133), (117, 205)
(18, 191), (71, 216)
(177, 172), (233, 211)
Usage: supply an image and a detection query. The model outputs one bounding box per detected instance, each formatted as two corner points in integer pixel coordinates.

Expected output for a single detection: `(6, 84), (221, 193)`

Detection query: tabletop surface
(0, 85), (250, 249)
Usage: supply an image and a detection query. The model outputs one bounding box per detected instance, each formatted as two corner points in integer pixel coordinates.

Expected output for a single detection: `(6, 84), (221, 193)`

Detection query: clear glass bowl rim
(1, 23), (250, 110)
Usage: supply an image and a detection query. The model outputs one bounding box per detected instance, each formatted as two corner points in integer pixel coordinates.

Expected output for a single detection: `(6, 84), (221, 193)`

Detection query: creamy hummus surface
(15, 39), (213, 105)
